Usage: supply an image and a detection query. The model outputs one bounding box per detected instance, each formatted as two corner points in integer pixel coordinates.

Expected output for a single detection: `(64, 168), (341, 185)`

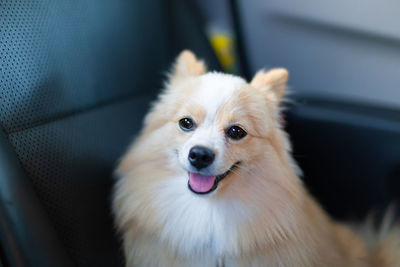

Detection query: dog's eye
(179, 118), (195, 131)
(226, 125), (247, 140)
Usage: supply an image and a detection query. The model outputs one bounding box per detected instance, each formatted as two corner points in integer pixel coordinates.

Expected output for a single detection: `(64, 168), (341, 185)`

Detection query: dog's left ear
(250, 68), (288, 104)
(172, 50), (207, 77)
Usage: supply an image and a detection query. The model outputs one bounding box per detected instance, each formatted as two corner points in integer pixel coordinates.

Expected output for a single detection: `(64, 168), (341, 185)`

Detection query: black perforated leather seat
(0, 1), (220, 266)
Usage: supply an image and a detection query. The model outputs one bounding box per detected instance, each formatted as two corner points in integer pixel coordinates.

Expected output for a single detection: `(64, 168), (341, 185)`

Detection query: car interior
(0, 0), (399, 266)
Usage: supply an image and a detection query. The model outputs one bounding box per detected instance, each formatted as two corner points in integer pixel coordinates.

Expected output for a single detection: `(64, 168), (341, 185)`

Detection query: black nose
(188, 146), (215, 169)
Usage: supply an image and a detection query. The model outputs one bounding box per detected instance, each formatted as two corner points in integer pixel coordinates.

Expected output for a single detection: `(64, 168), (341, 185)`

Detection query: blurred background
(197, 0), (400, 108)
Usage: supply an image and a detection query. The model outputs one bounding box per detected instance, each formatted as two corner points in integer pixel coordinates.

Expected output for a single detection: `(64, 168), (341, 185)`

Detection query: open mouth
(187, 162), (240, 195)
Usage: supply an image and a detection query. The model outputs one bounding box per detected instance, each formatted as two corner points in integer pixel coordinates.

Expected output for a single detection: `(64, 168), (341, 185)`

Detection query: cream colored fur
(113, 50), (399, 267)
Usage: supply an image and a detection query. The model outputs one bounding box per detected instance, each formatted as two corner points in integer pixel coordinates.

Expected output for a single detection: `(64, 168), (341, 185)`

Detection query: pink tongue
(189, 172), (216, 193)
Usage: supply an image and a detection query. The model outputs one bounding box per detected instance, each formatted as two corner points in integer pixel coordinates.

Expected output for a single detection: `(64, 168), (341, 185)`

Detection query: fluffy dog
(113, 50), (400, 266)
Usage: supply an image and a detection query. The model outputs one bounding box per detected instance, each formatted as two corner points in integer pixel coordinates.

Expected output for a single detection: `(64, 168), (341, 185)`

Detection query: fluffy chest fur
(128, 174), (254, 256)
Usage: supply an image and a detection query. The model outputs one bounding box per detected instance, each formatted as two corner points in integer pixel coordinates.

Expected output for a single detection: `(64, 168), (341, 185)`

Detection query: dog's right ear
(171, 50), (206, 77)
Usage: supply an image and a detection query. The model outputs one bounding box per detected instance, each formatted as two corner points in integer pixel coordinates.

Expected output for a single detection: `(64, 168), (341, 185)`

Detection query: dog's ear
(172, 50), (206, 77)
(250, 68), (288, 104)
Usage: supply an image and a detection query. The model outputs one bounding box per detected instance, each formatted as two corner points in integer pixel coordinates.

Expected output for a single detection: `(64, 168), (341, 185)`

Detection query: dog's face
(145, 51), (291, 196)
(174, 73), (250, 194)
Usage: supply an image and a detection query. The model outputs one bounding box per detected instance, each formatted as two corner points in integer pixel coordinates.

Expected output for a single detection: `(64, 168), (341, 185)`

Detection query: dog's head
(142, 50), (297, 196)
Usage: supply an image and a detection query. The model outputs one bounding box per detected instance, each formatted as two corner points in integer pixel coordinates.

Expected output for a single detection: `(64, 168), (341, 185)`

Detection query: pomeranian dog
(113, 50), (400, 266)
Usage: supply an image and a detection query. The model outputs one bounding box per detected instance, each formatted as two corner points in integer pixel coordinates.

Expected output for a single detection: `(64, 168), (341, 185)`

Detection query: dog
(112, 50), (400, 266)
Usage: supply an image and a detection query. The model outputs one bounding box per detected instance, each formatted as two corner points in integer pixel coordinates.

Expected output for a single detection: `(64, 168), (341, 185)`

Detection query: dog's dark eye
(179, 118), (195, 131)
(226, 125), (247, 140)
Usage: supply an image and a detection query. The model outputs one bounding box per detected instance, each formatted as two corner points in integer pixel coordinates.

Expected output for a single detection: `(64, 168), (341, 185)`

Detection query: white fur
(178, 73), (246, 176)
(195, 73), (245, 124)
